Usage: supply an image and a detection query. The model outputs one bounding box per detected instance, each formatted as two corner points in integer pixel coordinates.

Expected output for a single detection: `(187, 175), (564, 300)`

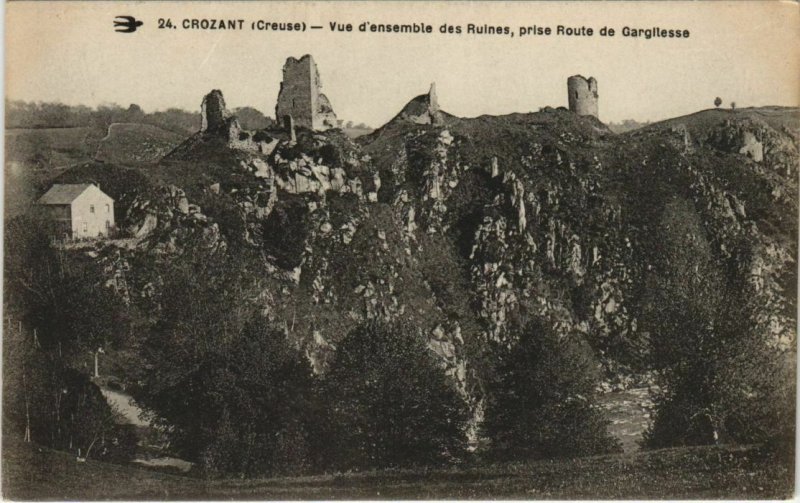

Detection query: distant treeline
(607, 119), (652, 134)
(5, 100), (275, 135)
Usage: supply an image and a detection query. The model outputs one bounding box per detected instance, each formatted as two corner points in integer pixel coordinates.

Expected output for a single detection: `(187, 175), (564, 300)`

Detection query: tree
(5, 214), (131, 362)
(714, 97), (722, 108)
(323, 320), (469, 469)
(730, 101), (737, 110)
(125, 103), (145, 123)
(482, 318), (620, 460)
(2, 321), (136, 463)
(132, 247), (324, 477)
(642, 198), (791, 448)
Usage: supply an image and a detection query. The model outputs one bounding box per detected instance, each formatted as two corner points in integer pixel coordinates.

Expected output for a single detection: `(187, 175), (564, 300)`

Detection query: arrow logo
(114, 16), (143, 33)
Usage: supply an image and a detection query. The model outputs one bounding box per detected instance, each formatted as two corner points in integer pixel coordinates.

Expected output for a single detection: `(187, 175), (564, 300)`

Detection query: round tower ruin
(567, 75), (598, 118)
(200, 89), (230, 132)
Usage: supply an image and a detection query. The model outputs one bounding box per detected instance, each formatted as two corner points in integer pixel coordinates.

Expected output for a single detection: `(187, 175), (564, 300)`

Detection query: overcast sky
(6, 1), (799, 127)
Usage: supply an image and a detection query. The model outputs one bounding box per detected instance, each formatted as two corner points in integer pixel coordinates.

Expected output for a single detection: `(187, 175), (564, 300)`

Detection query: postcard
(3, 1), (797, 499)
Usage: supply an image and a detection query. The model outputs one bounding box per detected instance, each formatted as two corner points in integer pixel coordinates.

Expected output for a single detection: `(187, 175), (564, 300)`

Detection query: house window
(90, 205), (95, 213)
(82, 222), (88, 233)
(105, 204), (110, 213)
(105, 221), (111, 230)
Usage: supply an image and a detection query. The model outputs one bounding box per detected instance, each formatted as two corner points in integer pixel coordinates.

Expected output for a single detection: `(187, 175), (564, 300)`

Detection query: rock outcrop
(88, 93), (797, 445)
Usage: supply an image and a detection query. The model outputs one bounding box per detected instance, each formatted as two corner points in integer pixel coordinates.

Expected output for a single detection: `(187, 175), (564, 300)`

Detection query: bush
(132, 248), (325, 477)
(3, 334), (137, 463)
(323, 320), (469, 469)
(643, 198), (793, 449)
(260, 196), (311, 270)
(482, 318), (621, 460)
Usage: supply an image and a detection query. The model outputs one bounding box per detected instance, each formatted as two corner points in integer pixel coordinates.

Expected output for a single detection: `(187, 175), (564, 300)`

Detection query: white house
(37, 183), (115, 239)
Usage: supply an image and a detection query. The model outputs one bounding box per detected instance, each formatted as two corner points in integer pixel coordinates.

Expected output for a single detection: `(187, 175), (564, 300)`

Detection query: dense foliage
(483, 318), (621, 459)
(643, 198), (794, 449)
(129, 247), (326, 476)
(3, 339), (137, 464)
(3, 215), (138, 462)
(323, 321), (469, 469)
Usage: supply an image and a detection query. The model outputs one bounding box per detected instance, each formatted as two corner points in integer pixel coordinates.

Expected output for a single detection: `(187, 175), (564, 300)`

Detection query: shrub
(260, 196), (311, 269)
(323, 320), (469, 469)
(132, 248), (324, 477)
(482, 318), (621, 460)
(643, 198), (793, 449)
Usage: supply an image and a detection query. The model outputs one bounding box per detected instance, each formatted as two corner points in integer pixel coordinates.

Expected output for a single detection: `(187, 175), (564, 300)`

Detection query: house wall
(42, 205), (72, 238)
(70, 186), (115, 238)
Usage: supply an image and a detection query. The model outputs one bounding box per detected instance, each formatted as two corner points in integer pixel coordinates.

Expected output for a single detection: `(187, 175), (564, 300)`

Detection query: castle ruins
(567, 75), (599, 118)
(397, 83), (444, 125)
(195, 59), (601, 149)
(198, 89), (278, 155)
(275, 55), (338, 131)
(200, 89), (231, 132)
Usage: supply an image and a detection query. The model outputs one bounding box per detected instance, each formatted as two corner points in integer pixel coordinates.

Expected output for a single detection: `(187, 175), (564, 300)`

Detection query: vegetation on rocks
(3, 96), (796, 495)
(323, 321), (469, 469)
(483, 317), (621, 459)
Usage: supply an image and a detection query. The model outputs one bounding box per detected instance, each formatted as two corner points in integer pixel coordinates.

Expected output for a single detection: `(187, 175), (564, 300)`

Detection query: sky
(5, 1), (800, 127)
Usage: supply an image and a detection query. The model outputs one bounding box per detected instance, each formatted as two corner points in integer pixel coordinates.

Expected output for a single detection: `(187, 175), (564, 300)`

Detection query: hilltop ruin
(275, 55), (338, 131)
(200, 90), (231, 132)
(165, 89), (279, 159)
(396, 83), (444, 125)
(568, 75), (599, 118)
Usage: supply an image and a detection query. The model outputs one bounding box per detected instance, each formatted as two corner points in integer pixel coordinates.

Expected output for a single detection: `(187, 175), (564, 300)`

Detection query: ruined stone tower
(397, 83), (444, 125)
(567, 75), (599, 118)
(201, 89), (231, 132)
(275, 55), (338, 131)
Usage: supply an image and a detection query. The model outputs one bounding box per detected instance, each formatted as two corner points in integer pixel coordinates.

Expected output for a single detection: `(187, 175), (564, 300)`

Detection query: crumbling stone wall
(227, 119), (279, 155)
(201, 89), (231, 131)
(197, 89), (278, 154)
(398, 83), (444, 125)
(316, 93), (338, 129)
(275, 55), (338, 131)
(567, 75), (599, 118)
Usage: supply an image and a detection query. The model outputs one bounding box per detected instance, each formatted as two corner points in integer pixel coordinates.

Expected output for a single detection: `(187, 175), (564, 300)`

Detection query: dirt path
(100, 388), (149, 427)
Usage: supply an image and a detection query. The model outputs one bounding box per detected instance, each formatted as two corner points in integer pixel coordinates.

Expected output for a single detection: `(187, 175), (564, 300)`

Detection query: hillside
(94, 123), (186, 164)
(18, 99), (798, 397)
(3, 122), (184, 218)
(4, 91), (796, 490)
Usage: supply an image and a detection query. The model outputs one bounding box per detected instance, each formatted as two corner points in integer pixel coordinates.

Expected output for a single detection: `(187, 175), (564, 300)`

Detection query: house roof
(38, 184), (110, 205)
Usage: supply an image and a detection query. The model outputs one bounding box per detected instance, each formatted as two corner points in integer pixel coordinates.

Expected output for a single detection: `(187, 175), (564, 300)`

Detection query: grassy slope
(5, 127), (105, 168)
(4, 123), (182, 218)
(634, 106), (800, 136)
(3, 437), (792, 500)
(5, 127), (104, 218)
(94, 123), (185, 164)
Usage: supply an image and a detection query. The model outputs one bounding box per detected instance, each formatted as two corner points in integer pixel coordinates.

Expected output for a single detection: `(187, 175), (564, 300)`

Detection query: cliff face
(82, 102), (798, 432)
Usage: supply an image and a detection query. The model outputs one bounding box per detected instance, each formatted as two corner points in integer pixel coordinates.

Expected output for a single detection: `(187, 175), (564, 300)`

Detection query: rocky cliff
(69, 97), (798, 435)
